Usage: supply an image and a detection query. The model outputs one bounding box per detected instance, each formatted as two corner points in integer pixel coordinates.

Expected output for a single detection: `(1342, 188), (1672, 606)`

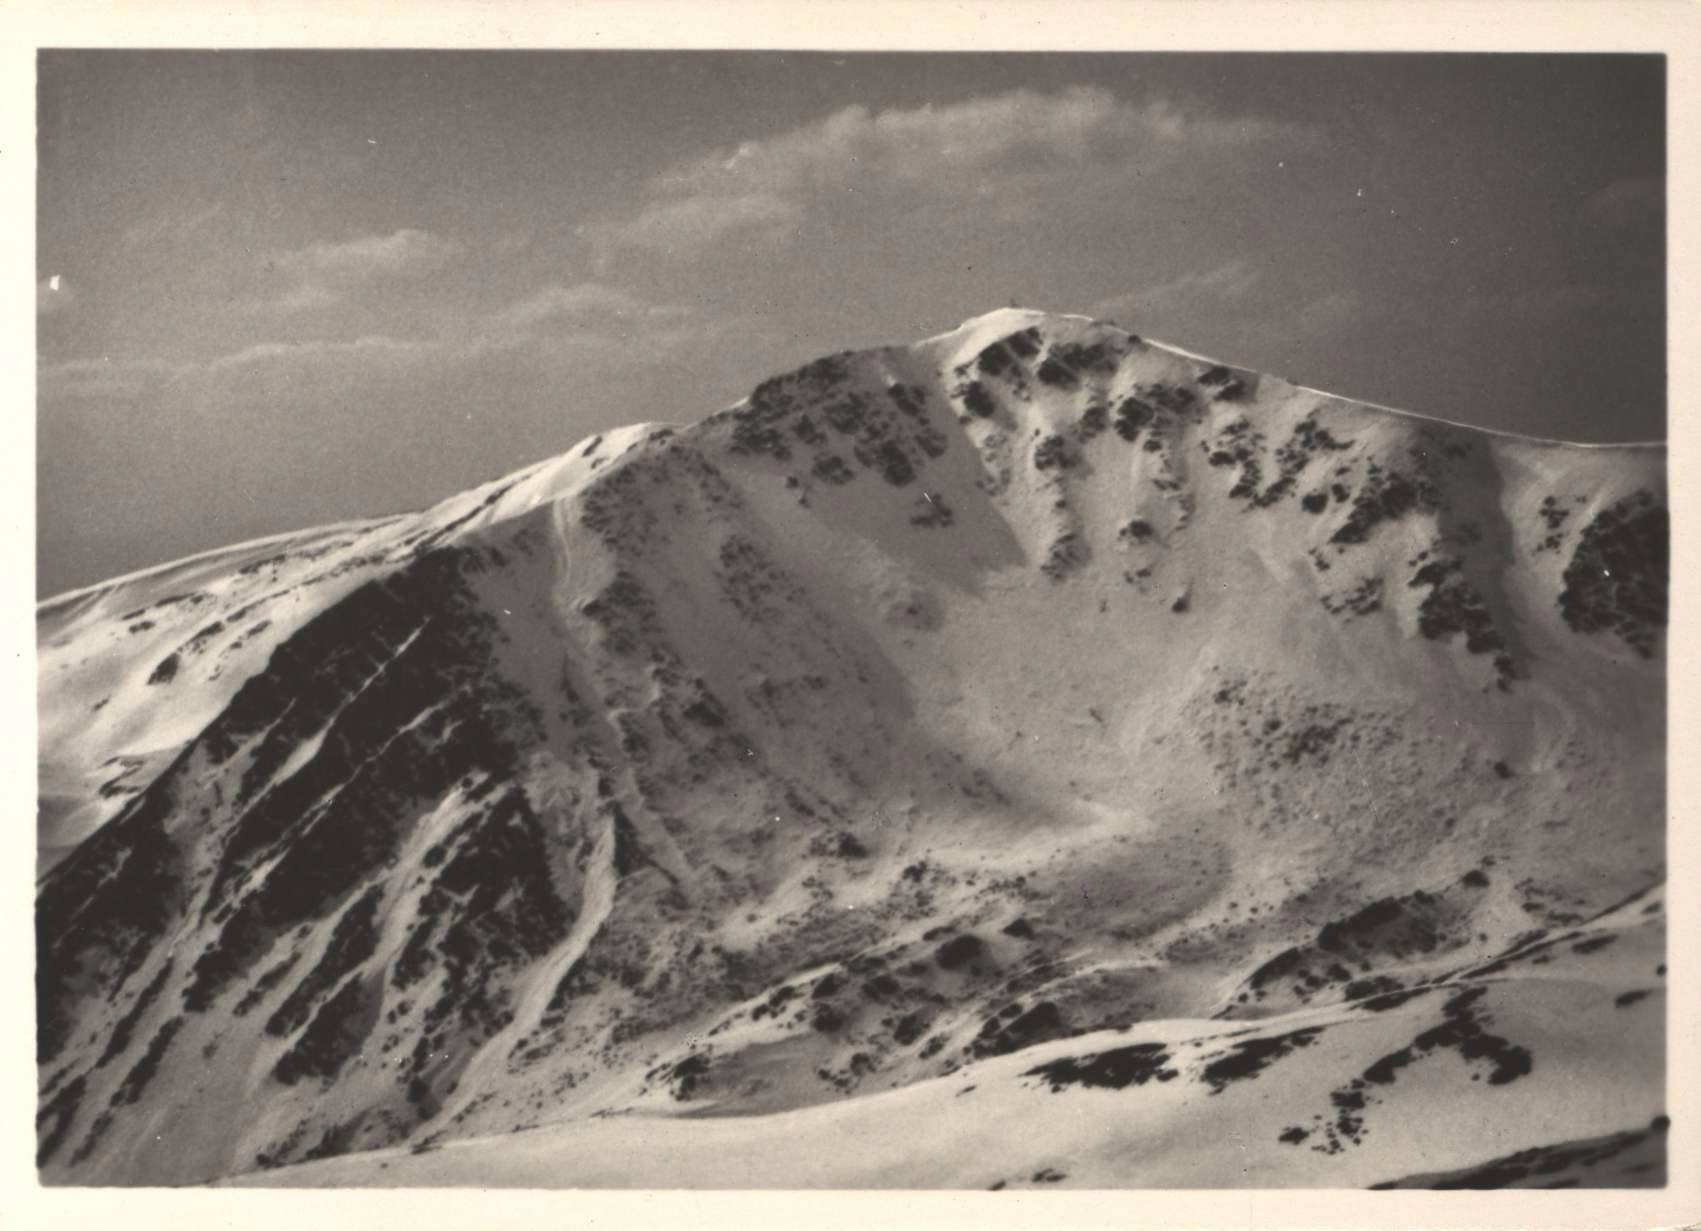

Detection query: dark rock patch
(1050, 340), (1118, 375)
(961, 381), (997, 418)
(1332, 467), (1435, 546)
(1025, 1041), (1178, 1092)
(1247, 946), (1305, 991)
(1041, 533), (1089, 581)
(265, 885), (384, 1039)
(1282, 719), (1349, 766)
(1033, 434), (1077, 472)
(1358, 986), (1432, 1014)
(1571, 933), (1617, 955)
(1201, 1026), (1323, 1094)
(233, 953), (301, 1017)
(970, 1001), (1072, 1059)
(38, 771), (186, 1062)
(1199, 366), (1248, 401)
(750, 984), (801, 1022)
(274, 978), (372, 1086)
(935, 934), (985, 971)
(1001, 327), (1042, 358)
(1409, 556), (1506, 660)
(146, 652), (180, 685)
(1343, 975), (1404, 1002)
(1322, 576), (1383, 618)
(1559, 491), (1668, 657)
(1035, 358), (1078, 389)
(648, 1051), (711, 1100)
(35, 1074), (87, 1167)
(811, 454), (855, 485)
(111, 1015), (184, 1106)
(892, 1010), (931, 1046)
(1113, 396), (1154, 442)
(97, 958), (174, 1069)
(1360, 986), (1531, 1089)
(1001, 917), (1036, 940)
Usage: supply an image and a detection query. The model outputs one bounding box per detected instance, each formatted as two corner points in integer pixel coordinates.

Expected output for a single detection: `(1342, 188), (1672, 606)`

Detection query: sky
(36, 51), (1665, 596)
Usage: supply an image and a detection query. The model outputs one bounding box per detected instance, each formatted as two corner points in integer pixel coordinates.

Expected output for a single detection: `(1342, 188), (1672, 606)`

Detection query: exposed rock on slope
(36, 309), (1665, 1187)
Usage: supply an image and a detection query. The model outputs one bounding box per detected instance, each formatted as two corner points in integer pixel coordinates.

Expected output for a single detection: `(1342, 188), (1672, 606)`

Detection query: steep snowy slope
(35, 309), (1667, 1187)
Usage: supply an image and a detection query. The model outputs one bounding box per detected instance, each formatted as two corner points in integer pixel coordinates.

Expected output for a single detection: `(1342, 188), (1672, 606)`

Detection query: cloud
(489, 282), (687, 333)
(39, 341), (441, 406)
(40, 335), (459, 409)
(476, 281), (763, 367)
(595, 86), (1318, 258)
(39, 355), (184, 401)
(41, 282), (746, 411)
(201, 334), (446, 377)
(590, 193), (803, 255)
(249, 228), (464, 312)
(255, 283), (342, 315)
(489, 282), (769, 370)
(271, 229), (463, 284)
(665, 88), (1306, 198)
(38, 274), (77, 318)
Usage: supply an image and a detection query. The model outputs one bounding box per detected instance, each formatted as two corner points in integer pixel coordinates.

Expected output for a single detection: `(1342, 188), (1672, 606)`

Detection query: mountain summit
(37, 309), (1667, 1188)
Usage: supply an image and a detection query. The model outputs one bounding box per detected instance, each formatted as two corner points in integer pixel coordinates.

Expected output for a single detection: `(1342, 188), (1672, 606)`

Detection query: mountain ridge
(36, 308), (1666, 1187)
(36, 307), (1664, 613)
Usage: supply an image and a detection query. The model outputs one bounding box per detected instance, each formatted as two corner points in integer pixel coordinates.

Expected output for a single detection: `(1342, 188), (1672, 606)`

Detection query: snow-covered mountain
(36, 309), (1667, 1188)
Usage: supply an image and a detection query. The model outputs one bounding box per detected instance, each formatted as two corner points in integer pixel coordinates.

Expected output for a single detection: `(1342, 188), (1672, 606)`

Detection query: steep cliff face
(36, 309), (1666, 1187)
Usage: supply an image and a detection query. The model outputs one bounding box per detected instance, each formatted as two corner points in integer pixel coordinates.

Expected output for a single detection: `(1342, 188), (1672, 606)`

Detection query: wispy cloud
(248, 228), (464, 313)
(41, 333), (481, 411)
(201, 334), (446, 376)
(488, 282), (688, 334)
(588, 193), (803, 255)
(271, 228), (463, 284)
(39, 355), (183, 401)
(592, 86), (1318, 258)
(487, 281), (767, 369)
(41, 281), (750, 410)
(662, 88), (1307, 197)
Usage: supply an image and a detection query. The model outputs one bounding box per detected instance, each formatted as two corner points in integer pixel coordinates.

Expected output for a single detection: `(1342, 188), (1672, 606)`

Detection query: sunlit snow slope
(37, 310), (1667, 1188)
